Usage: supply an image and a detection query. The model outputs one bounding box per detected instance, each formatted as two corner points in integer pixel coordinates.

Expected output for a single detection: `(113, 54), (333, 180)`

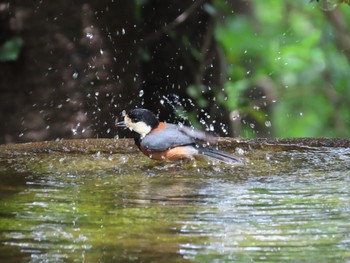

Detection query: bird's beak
(115, 120), (126, 128)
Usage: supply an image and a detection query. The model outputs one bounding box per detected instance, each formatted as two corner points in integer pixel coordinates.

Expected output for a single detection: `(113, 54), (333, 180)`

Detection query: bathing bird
(116, 108), (242, 164)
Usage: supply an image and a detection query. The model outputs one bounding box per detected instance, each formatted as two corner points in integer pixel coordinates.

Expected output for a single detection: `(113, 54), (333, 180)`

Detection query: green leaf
(0, 36), (23, 62)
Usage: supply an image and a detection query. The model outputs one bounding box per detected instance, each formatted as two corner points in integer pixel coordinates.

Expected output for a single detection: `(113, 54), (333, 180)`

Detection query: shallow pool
(0, 139), (350, 262)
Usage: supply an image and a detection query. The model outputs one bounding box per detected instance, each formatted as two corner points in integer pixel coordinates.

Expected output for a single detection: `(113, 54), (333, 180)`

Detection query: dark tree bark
(0, 1), (139, 143)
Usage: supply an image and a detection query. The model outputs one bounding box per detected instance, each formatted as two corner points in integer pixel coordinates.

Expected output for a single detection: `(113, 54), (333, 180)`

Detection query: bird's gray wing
(141, 125), (196, 151)
(178, 125), (218, 143)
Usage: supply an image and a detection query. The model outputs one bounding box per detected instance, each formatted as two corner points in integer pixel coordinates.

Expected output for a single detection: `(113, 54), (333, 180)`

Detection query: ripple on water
(0, 147), (350, 262)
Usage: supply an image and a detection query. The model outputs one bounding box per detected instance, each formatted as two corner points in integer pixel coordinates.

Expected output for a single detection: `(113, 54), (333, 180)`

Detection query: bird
(116, 108), (243, 164)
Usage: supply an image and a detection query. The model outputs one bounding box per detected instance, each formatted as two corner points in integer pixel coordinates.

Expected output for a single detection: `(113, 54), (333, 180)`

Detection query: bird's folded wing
(141, 127), (196, 151)
(178, 125), (218, 143)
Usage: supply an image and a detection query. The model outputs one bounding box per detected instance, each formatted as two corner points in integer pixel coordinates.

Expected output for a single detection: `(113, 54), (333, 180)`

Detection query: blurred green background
(215, 0), (350, 137)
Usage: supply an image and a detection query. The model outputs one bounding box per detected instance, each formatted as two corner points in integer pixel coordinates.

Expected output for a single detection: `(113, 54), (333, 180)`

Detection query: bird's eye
(131, 117), (139, 122)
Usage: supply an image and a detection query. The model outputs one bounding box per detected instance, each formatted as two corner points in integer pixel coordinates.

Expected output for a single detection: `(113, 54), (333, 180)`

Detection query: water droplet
(86, 33), (93, 39)
(72, 123), (81, 136)
(253, 105), (260, 110)
(250, 123), (255, 129)
(122, 28), (125, 35)
(72, 72), (78, 79)
(100, 49), (104, 55)
(236, 148), (245, 155)
(300, 112), (303, 116)
(139, 90), (144, 97)
(94, 151), (101, 159)
(265, 121), (272, 127)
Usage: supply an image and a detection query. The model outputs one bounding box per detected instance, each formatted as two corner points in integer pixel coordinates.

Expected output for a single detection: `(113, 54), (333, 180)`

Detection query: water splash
(86, 33), (94, 39)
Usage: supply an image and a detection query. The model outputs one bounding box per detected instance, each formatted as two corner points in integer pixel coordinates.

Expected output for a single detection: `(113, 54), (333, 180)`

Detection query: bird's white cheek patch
(124, 116), (151, 138)
(133, 122), (152, 138)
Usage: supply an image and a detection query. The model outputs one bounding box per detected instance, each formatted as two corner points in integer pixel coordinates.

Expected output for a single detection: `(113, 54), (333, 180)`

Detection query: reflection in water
(0, 148), (350, 262)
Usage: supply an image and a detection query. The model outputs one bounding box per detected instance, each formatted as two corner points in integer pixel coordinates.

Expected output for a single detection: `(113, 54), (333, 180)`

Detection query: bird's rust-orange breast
(140, 146), (194, 161)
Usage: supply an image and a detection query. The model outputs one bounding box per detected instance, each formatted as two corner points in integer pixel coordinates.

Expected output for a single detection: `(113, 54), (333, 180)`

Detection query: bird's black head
(122, 108), (159, 137)
(128, 109), (159, 128)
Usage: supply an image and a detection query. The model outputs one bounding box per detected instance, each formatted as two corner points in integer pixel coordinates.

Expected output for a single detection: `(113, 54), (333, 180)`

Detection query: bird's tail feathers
(197, 147), (243, 165)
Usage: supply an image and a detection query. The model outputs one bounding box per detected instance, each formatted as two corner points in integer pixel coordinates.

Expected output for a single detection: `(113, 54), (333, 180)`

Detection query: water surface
(0, 139), (350, 262)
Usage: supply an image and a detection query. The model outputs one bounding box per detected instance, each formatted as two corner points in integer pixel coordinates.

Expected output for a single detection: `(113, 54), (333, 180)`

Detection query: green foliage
(215, 0), (350, 137)
(311, 0), (350, 9)
(0, 36), (23, 61)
